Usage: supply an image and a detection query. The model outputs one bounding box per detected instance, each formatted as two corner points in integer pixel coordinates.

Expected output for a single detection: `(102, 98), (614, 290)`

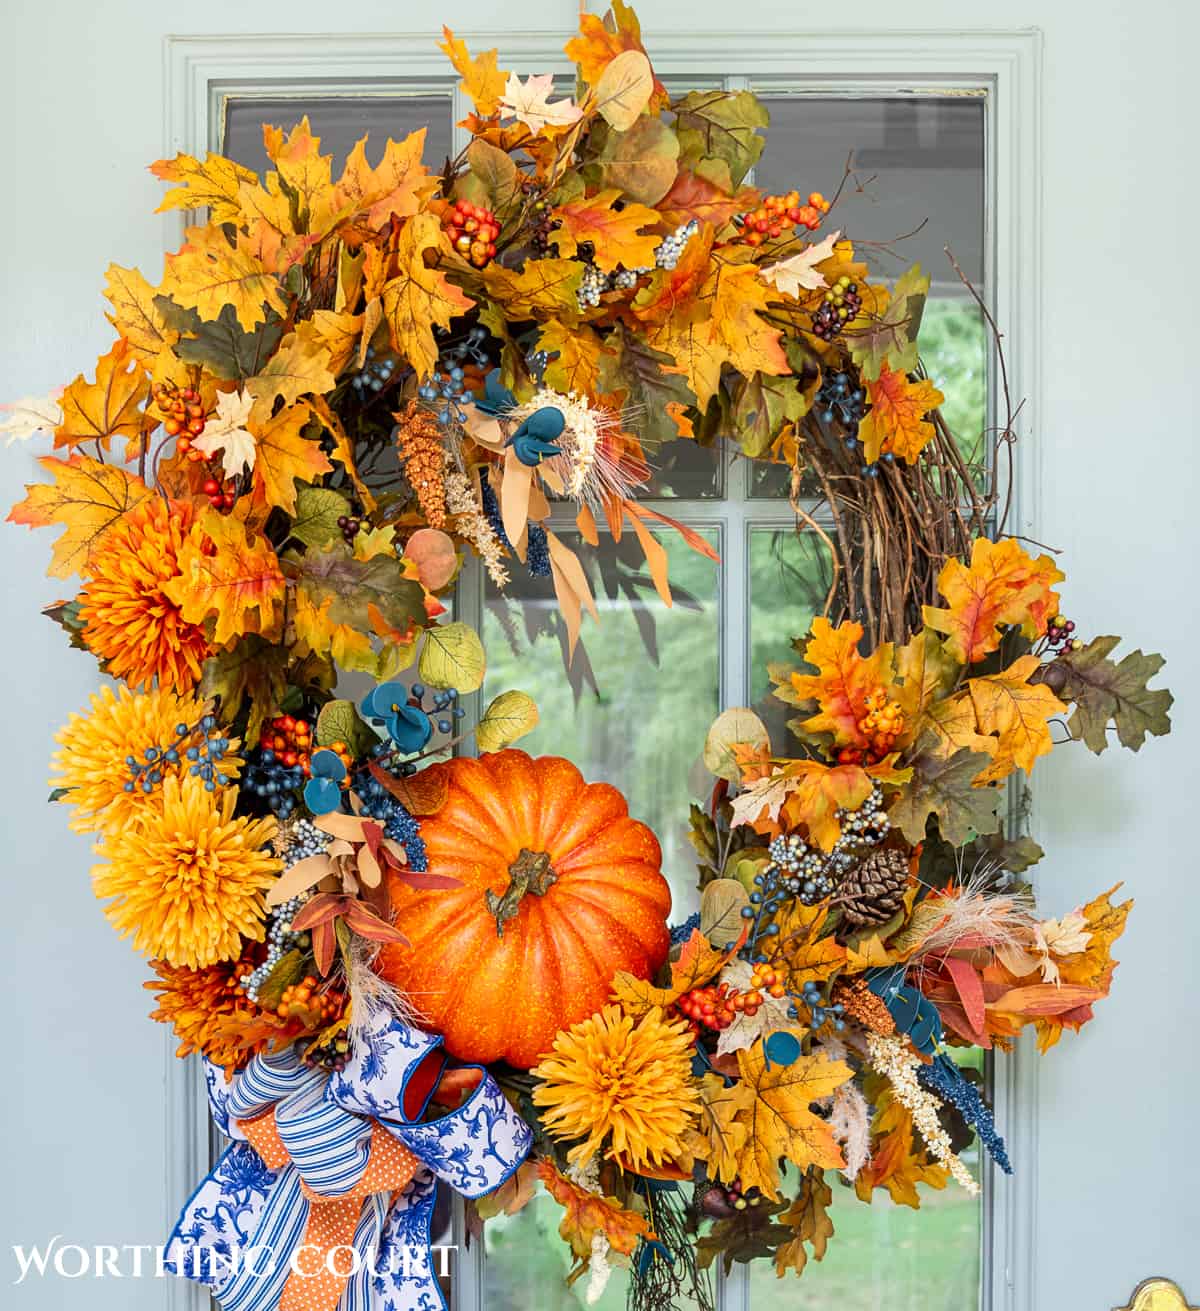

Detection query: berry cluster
(418, 362), (471, 427)
(244, 716), (327, 818)
(201, 475), (237, 512)
(748, 964), (787, 1000)
(154, 382), (207, 455)
(839, 688), (905, 765)
(918, 1052), (1012, 1173)
(800, 979), (846, 1032)
(336, 513), (362, 544)
(699, 1179), (766, 1218)
(675, 981), (763, 1032)
(811, 275), (863, 342)
(239, 892), (311, 1006)
(443, 200), (499, 268)
(276, 976), (344, 1026)
(305, 1030), (352, 1073)
(351, 345), (397, 399)
(574, 221), (702, 308)
(816, 369), (867, 452)
(734, 190), (829, 247)
(383, 800), (428, 872)
(122, 714), (232, 796)
(529, 199), (559, 256)
(1045, 613), (1082, 652)
(258, 715), (318, 774)
(768, 832), (837, 903)
(527, 521), (551, 577)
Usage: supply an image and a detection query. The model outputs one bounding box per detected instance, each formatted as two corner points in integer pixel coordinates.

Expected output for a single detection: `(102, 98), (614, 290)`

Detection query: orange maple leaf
(788, 617), (898, 750)
(163, 505), (285, 648)
(611, 926), (746, 1017)
(549, 189), (661, 274)
(857, 365), (945, 464)
(333, 131), (436, 230)
(657, 169), (759, 232)
(164, 225), (290, 334)
(536, 1159), (654, 1272)
(922, 537), (1065, 666)
(631, 224), (715, 326)
(565, 0), (668, 110)
(380, 213), (475, 378)
(55, 339), (149, 453)
(966, 654), (1066, 782)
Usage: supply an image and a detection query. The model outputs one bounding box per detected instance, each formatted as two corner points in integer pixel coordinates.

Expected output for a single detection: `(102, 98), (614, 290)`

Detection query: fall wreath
(5, 5), (1173, 1308)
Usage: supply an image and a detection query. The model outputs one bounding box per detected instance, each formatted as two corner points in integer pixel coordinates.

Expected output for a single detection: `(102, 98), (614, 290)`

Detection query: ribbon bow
(166, 1006), (531, 1311)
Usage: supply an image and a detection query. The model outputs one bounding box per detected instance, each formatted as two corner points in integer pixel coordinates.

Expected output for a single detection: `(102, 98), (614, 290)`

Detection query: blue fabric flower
(361, 682), (433, 754)
(303, 749), (346, 814)
(473, 368), (517, 416)
(506, 405), (564, 467)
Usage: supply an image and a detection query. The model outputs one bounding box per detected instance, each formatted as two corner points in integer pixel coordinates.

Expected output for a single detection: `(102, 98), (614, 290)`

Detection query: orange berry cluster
(277, 976), (344, 1025)
(395, 400), (448, 528)
(836, 688), (905, 765)
(154, 383), (208, 459)
(736, 190), (830, 246)
(677, 981), (763, 1032)
(748, 964), (788, 999)
(257, 714), (317, 775)
(443, 200), (499, 268)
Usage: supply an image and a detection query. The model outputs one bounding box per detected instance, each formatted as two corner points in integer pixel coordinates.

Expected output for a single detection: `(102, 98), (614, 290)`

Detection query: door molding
(164, 25), (1042, 1311)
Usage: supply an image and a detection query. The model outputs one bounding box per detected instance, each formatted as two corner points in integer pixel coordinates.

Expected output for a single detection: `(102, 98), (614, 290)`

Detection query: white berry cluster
(866, 1032), (979, 1196)
(654, 219), (700, 269)
(767, 783), (890, 904)
(240, 893), (310, 1006)
(574, 220), (702, 309)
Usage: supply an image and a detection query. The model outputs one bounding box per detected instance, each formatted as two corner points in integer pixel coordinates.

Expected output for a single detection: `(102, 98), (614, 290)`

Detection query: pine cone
(839, 848), (910, 927)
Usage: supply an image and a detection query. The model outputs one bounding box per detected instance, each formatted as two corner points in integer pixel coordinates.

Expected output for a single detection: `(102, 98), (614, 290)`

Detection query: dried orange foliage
(853, 1079), (948, 1208)
(536, 1160), (653, 1272)
(550, 190), (661, 272)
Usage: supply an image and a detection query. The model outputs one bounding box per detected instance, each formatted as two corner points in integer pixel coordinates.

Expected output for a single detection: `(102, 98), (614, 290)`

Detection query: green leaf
(156, 298), (284, 381)
(846, 264), (930, 381)
(599, 324), (697, 448)
(594, 115), (681, 205)
(295, 541), (428, 638)
(731, 371), (810, 459)
(674, 89), (769, 187)
(291, 486), (352, 549)
(888, 742), (1002, 846)
(418, 621), (486, 694)
(475, 690), (540, 752)
(43, 598), (88, 650)
(1039, 635), (1173, 754)
(315, 698), (381, 757)
(47, 787), (71, 803)
(255, 948), (309, 1011)
(200, 634), (291, 744)
(465, 138), (522, 222)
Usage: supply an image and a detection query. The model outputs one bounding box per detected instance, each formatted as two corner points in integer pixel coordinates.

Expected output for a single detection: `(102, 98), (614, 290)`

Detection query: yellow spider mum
(145, 958), (255, 1072)
(531, 1004), (701, 1171)
(77, 499), (209, 693)
(92, 774), (278, 968)
(50, 684), (242, 835)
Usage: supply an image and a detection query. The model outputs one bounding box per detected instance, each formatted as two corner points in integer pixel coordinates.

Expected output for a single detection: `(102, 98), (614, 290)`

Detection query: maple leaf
(380, 212), (475, 379)
(0, 392), (62, 444)
(788, 617), (897, 750)
(294, 310), (362, 379)
(731, 760), (876, 850)
(845, 264), (929, 380)
(536, 321), (607, 397)
(768, 901), (847, 985)
(163, 506), (285, 647)
(565, 0), (668, 110)
(966, 655), (1066, 782)
(200, 634), (298, 745)
(191, 388), (256, 477)
(103, 265), (179, 361)
(499, 72), (583, 135)
(1039, 634), (1173, 754)
(731, 371), (812, 459)
(857, 365), (945, 464)
(246, 334), (336, 427)
(7, 454), (151, 578)
(774, 1168), (834, 1277)
(631, 223), (715, 326)
(922, 537), (1065, 666)
(715, 959), (793, 1055)
(333, 131), (435, 229)
(292, 586), (401, 681)
(657, 167), (759, 231)
(473, 1161), (538, 1222)
(164, 227), (289, 333)
(549, 189), (660, 274)
(689, 1073), (752, 1186)
(598, 325), (697, 448)
(731, 1039), (849, 1198)
(759, 231), (842, 299)
(922, 688), (999, 766)
(261, 117), (340, 237)
(891, 626), (960, 727)
(54, 339), (148, 452)
(888, 742), (1001, 846)
(439, 28), (508, 117)
(250, 402), (332, 515)
(149, 151), (257, 223)
(611, 926), (745, 1017)
(536, 1160), (653, 1270)
(480, 257), (583, 323)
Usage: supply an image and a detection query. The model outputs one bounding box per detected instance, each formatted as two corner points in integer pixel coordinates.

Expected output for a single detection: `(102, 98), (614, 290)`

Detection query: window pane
(222, 95), (454, 174)
(481, 529), (720, 925)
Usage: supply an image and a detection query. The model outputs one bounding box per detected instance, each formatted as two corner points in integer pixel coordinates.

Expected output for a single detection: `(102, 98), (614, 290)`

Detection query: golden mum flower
(77, 499), (209, 693)
(92, 774), (278, 968)
(146, 958), (256, 1072)
(531, 1004), (701, 1171)
(50, 684), (242, 835)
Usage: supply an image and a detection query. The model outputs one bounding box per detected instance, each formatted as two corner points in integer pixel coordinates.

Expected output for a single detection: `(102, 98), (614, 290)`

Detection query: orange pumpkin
(377, 750), (671, 1068)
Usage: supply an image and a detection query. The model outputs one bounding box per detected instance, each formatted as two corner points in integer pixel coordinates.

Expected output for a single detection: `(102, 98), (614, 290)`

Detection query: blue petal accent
(303, 776), (342, 815)
(309, 748), (347, 781)
(384, 704), (433, 755)
(474, 368), (517, 416)
(762, 1030), (802, 1068)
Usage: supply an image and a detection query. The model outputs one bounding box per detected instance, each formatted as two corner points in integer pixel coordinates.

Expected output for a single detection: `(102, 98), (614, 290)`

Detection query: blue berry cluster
(245, 747), (306, 817)
(740, 864), (786, 960)
(527, 522), (551, 578)
(352, 345), (396, 397)
(419, 327), (492, 425)
(669, 912), (701, 946)
(383, 802), (428, 873)
(122, 715), (231, 796)
(800, 979), (846, 1032)
(919, 1052), (1012, 1174)
(480, 476), (512, 548)
(240, 891), (311, 1005)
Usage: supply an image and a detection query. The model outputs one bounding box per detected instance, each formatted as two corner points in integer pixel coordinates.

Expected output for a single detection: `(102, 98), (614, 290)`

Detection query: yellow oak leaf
(296, 310), (363, 378)
(249, 402), (333, 515)
(536, 1160), (653, 1270)
(7, 454), (151, 578)
(103, 265), (179, 361)
(611, 926), (744, 1018)
(922, 536), (1065, 666)
(54, 339), (149, 453)
(549, 189), (660, 273)
(967, 654), (1066, 781)
(439, 28), (508, 117)
(731, 1039), (849, 1199)
(333, 131), (436, 230)
(164, 226), (289, 333)
(774, 1168), (834, 1277)
(769, 901), (847, 984)
(381, 213), (475, 379)
(857, 365), (945, 464)
(150, 151), (257, 223)
(246, 333), (336, 427)
(163, 506), (285, 647)
(891, 627), (959, 727)
(789, 617), (897, 750)
(689, 1072), (751, 1186)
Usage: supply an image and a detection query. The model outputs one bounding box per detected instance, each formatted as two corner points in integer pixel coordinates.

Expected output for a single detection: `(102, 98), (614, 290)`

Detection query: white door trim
(164, 25), (1042, 1311)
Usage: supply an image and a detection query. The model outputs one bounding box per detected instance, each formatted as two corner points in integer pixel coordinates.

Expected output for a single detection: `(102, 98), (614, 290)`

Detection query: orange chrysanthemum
(77, 499), (209, 692)
(531, 1004), (701, 1171)
(92, 774), (278, 968)
(50, 684), (242, 835)
(146, 958), (258, 1072)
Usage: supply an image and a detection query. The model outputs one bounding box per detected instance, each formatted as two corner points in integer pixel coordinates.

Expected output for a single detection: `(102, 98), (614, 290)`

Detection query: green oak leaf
(155, 297), (284, 381)
(674, 90), (769, 187)
(1039, 635), (1172, 754)
(465, 138), (522, 224)
(889, 741), (1002, 846)
(731, 370), (811, 459)
(200, 634), (291, 744)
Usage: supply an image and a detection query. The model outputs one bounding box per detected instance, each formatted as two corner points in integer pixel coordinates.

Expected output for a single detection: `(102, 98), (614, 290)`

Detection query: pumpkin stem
(486, 848), (557, 938)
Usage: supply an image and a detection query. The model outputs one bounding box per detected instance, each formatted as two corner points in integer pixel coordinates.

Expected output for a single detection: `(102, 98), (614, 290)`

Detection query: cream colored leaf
(1, 392), (62, 444)
(704, 707), (770, 783)
(594, 49), (654, 132)
(191, 387), (257, 477)
(759, 231), (842, 298)
(499, 72), (584, 134)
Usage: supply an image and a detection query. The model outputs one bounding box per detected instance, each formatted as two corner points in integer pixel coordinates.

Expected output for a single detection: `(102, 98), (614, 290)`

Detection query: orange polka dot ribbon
(164, 1006), (532, 1311)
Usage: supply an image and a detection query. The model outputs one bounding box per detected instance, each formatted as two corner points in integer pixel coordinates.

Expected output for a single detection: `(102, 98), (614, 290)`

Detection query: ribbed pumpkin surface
(377, 750), (671, 1068)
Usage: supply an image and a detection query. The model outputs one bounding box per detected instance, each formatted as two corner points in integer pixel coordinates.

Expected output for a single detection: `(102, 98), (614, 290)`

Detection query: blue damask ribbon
(165, 1005), (531, 1311)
